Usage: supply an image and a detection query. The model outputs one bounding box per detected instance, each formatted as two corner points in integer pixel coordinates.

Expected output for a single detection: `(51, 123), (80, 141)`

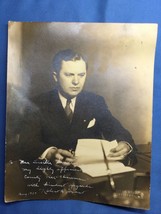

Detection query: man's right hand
(46, 148), (75, 166)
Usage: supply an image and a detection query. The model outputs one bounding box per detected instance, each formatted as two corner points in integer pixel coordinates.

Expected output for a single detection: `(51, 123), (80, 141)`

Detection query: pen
(100, 141), (116, 192)
(69, 149), (75, 156)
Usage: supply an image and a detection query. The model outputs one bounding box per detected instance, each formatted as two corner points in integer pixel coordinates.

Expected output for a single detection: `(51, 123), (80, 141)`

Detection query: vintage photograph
(5, 22), (157, 209)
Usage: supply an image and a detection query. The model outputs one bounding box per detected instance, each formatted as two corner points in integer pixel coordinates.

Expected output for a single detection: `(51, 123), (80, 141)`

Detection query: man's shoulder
(23, 91), (54, 114)
(78, 91), (108, 112)
(32, 90), (57, 103)
(78, 91), (107, 108)
(28, 90), (58, 112)
(79, 91), (104, 102)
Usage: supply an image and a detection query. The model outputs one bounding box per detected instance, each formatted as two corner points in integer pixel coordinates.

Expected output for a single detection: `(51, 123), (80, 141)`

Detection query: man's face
(54, 59), (87, 98)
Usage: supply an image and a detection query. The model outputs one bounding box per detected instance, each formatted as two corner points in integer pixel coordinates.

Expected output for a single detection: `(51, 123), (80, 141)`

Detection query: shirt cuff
(39, 147), (57, 159)
(124, 142), (133, 155)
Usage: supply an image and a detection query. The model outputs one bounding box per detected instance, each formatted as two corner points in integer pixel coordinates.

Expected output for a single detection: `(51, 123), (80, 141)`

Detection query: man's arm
(95, 96), (137, 166)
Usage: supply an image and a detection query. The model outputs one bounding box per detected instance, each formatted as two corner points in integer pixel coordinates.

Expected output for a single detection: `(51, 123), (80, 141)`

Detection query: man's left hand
(108, 141), (131, 160)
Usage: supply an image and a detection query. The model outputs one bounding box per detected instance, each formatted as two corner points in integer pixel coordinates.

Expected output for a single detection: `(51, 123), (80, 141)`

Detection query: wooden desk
(135, 144), (151, 172)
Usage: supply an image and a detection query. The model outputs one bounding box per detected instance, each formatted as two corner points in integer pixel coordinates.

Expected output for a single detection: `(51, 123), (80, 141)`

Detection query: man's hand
(46, 148), (76, 166)
(107, 141), (131, 160)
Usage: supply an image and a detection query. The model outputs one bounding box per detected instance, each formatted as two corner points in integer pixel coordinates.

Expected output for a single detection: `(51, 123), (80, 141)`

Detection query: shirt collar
(58, 91), (76, 111)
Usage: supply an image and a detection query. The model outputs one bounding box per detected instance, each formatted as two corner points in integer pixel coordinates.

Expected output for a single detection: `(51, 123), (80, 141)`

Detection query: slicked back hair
(52, 49), (87, 74)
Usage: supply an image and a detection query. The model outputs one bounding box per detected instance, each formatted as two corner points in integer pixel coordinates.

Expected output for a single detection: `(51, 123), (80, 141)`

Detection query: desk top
(5, 144), (151, 209)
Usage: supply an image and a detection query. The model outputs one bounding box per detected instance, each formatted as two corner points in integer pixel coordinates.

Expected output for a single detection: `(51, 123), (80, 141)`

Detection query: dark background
(0, 1), (161, 214)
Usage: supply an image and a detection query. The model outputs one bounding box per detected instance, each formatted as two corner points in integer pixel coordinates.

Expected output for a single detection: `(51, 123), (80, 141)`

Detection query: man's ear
(53, 71), (58, 82)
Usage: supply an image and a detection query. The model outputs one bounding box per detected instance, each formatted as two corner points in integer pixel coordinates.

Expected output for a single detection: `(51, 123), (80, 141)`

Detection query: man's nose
(72, 75), (79, 85)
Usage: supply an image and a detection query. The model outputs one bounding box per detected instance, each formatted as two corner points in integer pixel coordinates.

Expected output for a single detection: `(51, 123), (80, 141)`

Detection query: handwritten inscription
(17, 159), (93, 199)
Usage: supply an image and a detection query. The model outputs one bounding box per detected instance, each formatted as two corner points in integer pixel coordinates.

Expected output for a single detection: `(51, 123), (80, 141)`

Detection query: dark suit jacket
(19, 89), (137, 165)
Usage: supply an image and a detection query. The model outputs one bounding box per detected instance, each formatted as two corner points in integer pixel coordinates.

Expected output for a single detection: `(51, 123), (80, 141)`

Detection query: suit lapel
(48, 90), (66, 119)
(70, 92), (89, 131)
(47, 90), (71, 138)
(72, 93), (84, 124)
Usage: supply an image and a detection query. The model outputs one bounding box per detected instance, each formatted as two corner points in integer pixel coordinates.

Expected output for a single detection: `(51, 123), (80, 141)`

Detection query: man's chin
(59, 88), (82, 99)
(68, 91), (80, 98)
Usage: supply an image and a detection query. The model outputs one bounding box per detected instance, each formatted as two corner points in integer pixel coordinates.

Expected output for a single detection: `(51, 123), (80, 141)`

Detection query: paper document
(75, 139), (135, 177)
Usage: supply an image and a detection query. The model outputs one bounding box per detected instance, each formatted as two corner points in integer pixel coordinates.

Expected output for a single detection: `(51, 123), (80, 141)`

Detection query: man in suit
(20, 49), (137, 167)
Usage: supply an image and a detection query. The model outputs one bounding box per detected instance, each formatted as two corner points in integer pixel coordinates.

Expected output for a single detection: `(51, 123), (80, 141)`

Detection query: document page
(75, 139), (135, 177)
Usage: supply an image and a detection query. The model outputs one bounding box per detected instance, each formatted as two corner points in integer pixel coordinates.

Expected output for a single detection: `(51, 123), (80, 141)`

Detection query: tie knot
(66, 99), (71, 105)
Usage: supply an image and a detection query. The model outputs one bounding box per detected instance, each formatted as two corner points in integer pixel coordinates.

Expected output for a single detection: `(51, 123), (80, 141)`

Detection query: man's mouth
(70, 87), (80, 91)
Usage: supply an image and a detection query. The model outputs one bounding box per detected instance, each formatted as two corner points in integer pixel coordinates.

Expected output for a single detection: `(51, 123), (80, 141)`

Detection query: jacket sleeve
(95, 96), (137, 166)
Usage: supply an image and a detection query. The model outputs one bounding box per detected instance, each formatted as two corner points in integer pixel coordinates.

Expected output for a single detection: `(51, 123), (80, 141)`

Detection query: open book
(75, 139), (135, 177)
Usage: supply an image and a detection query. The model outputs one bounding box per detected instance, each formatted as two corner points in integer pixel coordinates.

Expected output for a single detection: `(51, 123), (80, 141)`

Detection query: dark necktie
(65, 99), (73, 122)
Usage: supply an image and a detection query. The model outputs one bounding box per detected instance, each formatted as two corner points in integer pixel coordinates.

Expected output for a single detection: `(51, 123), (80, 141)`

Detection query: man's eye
(78, 73), (85, 77)
(65, 73), (73, 77)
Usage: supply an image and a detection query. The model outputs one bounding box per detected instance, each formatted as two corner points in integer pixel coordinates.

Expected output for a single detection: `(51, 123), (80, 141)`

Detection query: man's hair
(52, 49), (87, 74)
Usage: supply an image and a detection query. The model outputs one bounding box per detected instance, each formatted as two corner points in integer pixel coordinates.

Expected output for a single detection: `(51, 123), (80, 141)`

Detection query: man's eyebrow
(78, 72), (86, 75)
(64, 72), (74, 74)
(64, 72), (86, 74)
